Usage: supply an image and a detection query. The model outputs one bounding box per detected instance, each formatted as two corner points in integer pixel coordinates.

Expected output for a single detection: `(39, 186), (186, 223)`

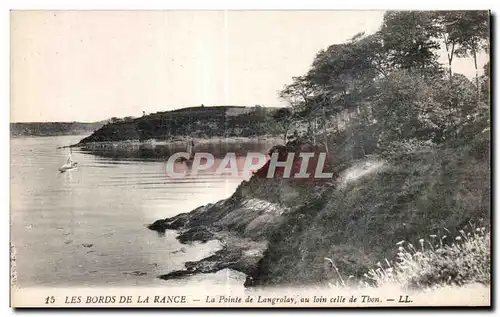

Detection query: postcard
(9, 9), (491, 308)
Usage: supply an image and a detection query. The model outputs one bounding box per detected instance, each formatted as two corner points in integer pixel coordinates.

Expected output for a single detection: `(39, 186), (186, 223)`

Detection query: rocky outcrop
(148, 212), (191, 232)
(177, 226), (215, 243)
(148, 185), (290, 242)
(158, 237), (267, 281)
(148, 177), (290, 283)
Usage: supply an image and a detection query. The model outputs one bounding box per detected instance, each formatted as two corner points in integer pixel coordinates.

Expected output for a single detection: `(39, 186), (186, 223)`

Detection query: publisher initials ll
(398, 295), (412, 303)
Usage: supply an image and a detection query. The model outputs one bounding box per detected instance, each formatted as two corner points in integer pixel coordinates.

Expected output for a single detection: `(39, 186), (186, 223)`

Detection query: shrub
(328, 222), (490, 289)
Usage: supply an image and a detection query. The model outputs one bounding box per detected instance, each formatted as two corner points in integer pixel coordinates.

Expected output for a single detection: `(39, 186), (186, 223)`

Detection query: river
(10, 135), (272, 288)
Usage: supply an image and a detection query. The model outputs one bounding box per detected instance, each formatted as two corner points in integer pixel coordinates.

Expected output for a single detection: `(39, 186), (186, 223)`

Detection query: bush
(378, 139), (436, 159)
(329, 222), (491, 289)
(371, 70), (440, 144)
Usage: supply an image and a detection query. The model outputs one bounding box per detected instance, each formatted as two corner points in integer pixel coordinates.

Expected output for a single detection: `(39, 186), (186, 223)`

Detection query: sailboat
(59, 148), (78, 172)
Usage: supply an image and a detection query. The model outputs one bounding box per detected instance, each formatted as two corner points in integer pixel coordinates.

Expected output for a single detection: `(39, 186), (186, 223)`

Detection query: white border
(2, 0), (497, 316)
(4, 0), (496, 10)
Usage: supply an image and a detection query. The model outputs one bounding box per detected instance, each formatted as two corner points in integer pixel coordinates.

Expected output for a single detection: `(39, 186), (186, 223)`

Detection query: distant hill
(10, 121), (106, 137)
(78, 105), (285, 144)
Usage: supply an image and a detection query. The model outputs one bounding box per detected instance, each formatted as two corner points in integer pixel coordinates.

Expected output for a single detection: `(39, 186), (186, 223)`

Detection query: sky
(10, 10), (489, 123)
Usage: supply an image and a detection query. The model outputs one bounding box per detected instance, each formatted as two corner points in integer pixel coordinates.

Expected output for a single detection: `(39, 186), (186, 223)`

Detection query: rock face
(158, 237), (267, 281)
(149, 137), (490, 287)
(148, 212), (190, 232)
(147, 154), (380, 285)
(177, 226), (214, 244)
(148, 177), (289, 283)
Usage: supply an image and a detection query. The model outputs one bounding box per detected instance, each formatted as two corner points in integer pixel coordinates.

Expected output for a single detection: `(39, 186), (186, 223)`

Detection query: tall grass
(326, 221), (490, 290)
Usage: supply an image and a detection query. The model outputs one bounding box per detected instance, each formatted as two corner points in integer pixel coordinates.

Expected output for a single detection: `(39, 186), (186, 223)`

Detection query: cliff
(148, 129), (490, 288)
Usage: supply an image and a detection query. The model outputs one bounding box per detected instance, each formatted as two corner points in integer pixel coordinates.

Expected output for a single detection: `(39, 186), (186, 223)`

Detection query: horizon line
(9, 103), (286, 124)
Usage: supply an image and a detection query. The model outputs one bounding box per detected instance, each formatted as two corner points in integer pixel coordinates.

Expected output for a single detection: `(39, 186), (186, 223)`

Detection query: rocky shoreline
(147, 182), (287, 286)
(147, 158), (388, 287)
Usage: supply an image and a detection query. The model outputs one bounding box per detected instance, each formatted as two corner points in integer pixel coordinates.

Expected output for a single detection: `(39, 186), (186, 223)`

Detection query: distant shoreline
(11, 132), (94, 138)
(63, 135), (284, 149)
(10, 121), (105, 138)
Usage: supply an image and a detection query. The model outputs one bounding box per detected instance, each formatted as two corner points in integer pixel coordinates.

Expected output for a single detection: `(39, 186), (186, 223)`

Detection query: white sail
(60, 150), (77, 172)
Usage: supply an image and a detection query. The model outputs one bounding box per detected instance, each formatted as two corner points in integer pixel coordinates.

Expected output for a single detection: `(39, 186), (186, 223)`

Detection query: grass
(326, 221), (490, 290)
(226, 128), (489, 288)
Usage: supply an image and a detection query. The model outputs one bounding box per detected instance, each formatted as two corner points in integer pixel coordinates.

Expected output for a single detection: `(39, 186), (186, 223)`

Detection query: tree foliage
(381, 11), (442, 72)
(279, 10), (490, 154)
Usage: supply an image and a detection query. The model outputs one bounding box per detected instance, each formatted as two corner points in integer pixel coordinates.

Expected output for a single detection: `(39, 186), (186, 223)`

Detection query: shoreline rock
(148, 213), (190, 232)
(148, 178), (287, 284)
(158, 235), (268, 282)
(177, 226), (215, 244)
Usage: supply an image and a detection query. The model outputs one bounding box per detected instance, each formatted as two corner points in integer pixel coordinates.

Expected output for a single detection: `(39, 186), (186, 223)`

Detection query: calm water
(10, 135), (271, 288)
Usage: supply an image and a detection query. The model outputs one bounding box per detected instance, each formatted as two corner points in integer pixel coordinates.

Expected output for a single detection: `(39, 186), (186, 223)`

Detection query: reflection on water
(79, 139), (276, 161)
(10, 135), (272, 287)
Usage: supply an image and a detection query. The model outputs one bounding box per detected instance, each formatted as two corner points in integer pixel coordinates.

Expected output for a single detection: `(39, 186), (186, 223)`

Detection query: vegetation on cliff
(78, 105), (289, 143)
(251, 10), (490, 288)
(149, 11), (490, 290)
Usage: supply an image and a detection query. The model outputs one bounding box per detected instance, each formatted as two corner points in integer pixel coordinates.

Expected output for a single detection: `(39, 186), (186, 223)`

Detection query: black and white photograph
(9, 9), (491, 307)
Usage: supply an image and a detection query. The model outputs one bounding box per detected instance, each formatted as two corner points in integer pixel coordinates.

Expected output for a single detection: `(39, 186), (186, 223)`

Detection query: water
(10, 135), (272, 288)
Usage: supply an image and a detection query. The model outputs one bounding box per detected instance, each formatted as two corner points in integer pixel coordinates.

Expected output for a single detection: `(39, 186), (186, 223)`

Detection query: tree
(380, 11), (443, 74)
(272, 107), (294, 143)
(371, 70), (443, 144)
(432, 74), (478, 139)
(258, 107), (294, 143)
(279, 76), (315, 139)
(480, 61), (490, 103)
(277, 10), (490, 157)
(431, 11), (461, 79)
(280, 76), (315, 111)
(448, 11), (489, 101)
(279, 33), (389, 152)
